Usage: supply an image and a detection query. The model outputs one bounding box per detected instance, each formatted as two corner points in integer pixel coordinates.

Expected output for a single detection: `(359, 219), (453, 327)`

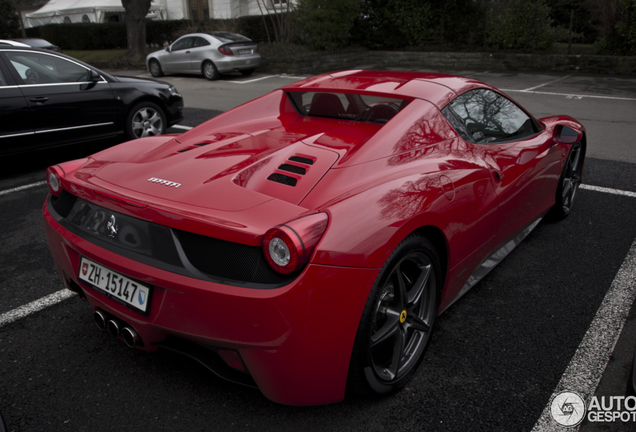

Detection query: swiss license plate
(238, 49), (252, 55)
(78, 257), (151, 313)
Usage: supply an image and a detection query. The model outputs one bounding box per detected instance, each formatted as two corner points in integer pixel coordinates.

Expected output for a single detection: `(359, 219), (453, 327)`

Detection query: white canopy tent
(25, 0), (168, 28)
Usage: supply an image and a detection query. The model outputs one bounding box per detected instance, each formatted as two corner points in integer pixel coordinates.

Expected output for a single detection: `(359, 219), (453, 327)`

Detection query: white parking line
(523, 75), (572, 91)
(170, 124), (194, 130)
(229, 75), (279, 84)
(532, 237), (636, 431)
(0, 180), (46, 196)
(228, 74), (307, 84)
(0, 290), (76, 328)
(581, 184), (636, 198)
(501, 89), (636, 101)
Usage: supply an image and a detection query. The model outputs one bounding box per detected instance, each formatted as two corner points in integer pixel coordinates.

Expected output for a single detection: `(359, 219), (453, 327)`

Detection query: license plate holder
(78, 257), (152, 314)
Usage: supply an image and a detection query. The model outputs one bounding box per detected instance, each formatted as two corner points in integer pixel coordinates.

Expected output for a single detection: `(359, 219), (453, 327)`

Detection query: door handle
(29, 97), (49, 104)
(185, 50), (190, 53)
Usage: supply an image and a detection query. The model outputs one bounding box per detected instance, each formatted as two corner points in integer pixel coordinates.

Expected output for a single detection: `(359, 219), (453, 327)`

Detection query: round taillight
(262, 213), (329, 275)
(263, 228), (300, 275)
(269, 237), (290, 266)
(46, 166), (63, 196)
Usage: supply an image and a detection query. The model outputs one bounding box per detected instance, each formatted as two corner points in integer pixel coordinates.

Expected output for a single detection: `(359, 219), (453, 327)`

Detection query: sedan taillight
(218, 45), (234, 56)
(263, 213), (328, 275)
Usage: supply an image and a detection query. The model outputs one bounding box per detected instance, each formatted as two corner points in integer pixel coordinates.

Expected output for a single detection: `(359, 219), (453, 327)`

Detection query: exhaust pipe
(107, 319), (121, 337)
(93, 310), (107, 330)
(122, 327), (141, 348)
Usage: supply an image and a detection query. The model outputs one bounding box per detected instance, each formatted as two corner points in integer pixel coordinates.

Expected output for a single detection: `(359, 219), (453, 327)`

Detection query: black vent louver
(267, 173), (298, 186)
(288, 156), (314, 165)
(266, 155), (315, 187)
(278, 164), (307, 175)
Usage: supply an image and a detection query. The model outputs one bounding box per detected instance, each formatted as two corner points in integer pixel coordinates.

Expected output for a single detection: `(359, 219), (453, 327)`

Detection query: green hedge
(24, 16), (278, 51)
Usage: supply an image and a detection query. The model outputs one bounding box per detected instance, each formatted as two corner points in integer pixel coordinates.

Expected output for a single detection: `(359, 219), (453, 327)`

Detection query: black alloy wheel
(349, 234), (440, 396)
(553, 142), (583, 218)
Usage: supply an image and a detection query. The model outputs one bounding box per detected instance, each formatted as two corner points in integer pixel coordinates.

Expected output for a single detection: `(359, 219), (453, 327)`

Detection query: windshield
(287, 91), (410, 124)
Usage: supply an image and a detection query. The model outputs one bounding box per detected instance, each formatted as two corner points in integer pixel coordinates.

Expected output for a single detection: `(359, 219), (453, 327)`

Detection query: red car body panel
(43, 70), (585, 405)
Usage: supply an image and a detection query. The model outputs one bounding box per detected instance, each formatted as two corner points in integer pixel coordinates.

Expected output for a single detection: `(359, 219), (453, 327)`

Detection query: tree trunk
(121, 0), (151, 62)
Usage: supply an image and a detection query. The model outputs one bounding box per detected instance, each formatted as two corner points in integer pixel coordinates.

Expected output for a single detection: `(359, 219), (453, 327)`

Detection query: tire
(348, 234), (441, 397)
(240, 68), (255, 76)
(552, 142), (583, 219)
(202, 61), (219, 80)
(149, 59), (163, 77)
(125, 102), (167, 140)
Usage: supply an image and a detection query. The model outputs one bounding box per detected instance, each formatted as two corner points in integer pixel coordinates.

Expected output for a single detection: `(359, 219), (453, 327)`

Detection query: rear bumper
(43, 199), (378, 405)
(215, 54), (261, 73)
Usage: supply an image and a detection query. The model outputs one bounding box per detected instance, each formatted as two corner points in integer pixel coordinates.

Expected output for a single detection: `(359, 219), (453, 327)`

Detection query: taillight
(263, 212), (328, 275)
(218, 45), (233, 56)
(46, 166), (64, 196)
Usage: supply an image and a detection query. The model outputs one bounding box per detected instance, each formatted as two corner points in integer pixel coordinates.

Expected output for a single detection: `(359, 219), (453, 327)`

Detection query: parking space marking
(0, 180), (46, 196)
(170, 124), (194, 131)
(532, 237), (636, 431)
(523, 75), (572, 91)
(229, 75), (280, 84)
(501, 89), (636, 101)
(0, 290), (76, 328)
(581, 184), (636, 198)
(228, 74), (308, 84)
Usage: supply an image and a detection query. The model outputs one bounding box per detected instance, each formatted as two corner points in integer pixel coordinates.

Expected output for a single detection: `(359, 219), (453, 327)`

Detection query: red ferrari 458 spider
(43, 70), (585, 405)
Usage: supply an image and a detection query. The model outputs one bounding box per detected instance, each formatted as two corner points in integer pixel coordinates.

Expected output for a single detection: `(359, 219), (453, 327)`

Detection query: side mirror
(165, 46), (171, 52)
(89, 69), (101, 82)
(554, 125), (582, 144)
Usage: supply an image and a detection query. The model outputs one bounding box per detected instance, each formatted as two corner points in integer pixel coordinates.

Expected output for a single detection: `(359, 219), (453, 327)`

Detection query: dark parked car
(0, 45), (184, 156)
(11, 38), (61, 52)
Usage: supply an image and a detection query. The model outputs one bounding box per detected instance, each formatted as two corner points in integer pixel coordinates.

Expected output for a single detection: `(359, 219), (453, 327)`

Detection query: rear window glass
(208, 32), (251, 43)
(287, 91), (409, 124)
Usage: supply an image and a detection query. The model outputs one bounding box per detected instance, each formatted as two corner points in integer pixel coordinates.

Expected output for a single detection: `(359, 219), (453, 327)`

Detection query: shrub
(486, 0), (556, 52)
(295, 0), (360, 50)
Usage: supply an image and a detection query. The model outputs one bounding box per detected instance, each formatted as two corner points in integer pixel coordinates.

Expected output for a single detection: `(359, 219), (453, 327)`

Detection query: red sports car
(43, 70), (585, 405)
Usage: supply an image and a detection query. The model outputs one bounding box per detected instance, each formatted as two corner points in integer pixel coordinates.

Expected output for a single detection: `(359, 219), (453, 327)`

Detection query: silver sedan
(146, 32), (261, 80)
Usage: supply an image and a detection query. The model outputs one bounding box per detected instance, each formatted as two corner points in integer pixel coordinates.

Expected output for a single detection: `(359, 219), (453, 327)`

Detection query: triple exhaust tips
(93, 310), (141, 348)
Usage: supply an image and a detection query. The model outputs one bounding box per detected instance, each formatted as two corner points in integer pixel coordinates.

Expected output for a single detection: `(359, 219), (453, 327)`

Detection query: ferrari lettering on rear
(147, 177), (181, 188)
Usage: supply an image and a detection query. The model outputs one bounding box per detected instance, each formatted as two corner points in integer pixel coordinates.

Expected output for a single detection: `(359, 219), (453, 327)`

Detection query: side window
(0, 68), (7, 86)
(443, 89), (537, 144)
(193, 37), (210, 48)
(172, 37), (193, 51)
(5, 52), (90, 84)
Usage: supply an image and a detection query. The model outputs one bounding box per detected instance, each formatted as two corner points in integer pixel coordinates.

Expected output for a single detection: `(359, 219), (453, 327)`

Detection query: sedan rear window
(287, 91), (409, 124)
(208, 32), (251, 43)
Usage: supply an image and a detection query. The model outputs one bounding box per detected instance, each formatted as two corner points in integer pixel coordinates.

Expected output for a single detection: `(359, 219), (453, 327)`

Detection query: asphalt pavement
(1, 68), (635, 432)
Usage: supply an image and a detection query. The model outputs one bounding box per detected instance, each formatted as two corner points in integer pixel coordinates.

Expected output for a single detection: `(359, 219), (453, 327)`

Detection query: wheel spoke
(370, 310), (400, 347)
(406, 313), (430, 333)
(394, 263), (408, 310)
(562, 179), (572, 200)
(387, 327), (406, 379)
(407, 262), (431, 306)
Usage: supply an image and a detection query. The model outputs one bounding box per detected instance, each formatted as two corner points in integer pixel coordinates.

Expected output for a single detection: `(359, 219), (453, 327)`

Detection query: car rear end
(208, 32), (260, 74)
(42, 146), (375, 405)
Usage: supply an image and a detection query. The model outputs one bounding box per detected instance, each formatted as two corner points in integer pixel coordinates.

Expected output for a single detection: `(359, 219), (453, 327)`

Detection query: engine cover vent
(267, 173), (298, 186)
(288, 156), (314, 165)
(278, 164), (307, 175)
